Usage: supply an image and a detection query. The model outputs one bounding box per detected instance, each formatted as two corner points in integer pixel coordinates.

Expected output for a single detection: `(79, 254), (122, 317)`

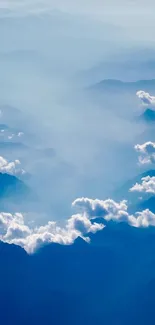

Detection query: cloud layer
(1, 197), (155, 254)
(0, 207), (105, 254)
(73, 197), (155, 227)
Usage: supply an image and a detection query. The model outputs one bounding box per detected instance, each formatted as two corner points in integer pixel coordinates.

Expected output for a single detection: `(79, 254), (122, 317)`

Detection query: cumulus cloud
(0, 156), (25, 176)
(72, 197), (128, 221)
(135, 141), (155, 164)
(67, 213), (104, 235)
(1, 197), (155, 254)
(128, 209), (155, 228)
(136, 90), (155, 110)
(130, 176), (155, 194)
(0, 213), (31, 240)
(0, 208), (105, 254)
(73, 197), (155, 228)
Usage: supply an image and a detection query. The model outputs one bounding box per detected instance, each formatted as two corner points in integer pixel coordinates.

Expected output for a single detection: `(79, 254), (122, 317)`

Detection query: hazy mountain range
(1, 3), (155, 325)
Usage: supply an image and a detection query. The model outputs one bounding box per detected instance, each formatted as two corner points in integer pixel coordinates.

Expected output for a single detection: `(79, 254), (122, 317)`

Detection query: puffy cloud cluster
(0, 213), (31, 241)
(0, 156), (25, 176)
(72, 197), (128, 221)
(0, 208), (105, 254)
(136, 90), (155, 109)
(128, 210), (155, 228)
(130, 176), (155, 194)
(67, 213), (104, 235)
(135, 141), (155, 164)
(73, 197), (155, 228)
(1, 197), (155, 254)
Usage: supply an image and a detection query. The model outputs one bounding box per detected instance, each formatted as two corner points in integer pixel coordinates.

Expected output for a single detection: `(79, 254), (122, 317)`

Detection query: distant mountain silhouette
(0, 141), (28, 151)
(138, 108), (155, 123)
(0, 124), (9, 131)
(89, 78), (155, 93)
(1, 223), (155, 324)
(0, 172), (38, 213)
(80, 53), (155, 85)
(0, 172), (29, 200)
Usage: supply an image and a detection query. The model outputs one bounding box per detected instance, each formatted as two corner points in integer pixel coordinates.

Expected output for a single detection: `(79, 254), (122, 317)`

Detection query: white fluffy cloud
(1, 197), (155, 254)
(0, 156), (25, 176)
(128, 209), (155, 228)
(136, 90), (155, 110)
(0, 207), (105, 254)
(72, 197), (155, 228)
(135, 142), (155, 164)
(0, 213), (31, 241)
(67, 213), (104, 235)
(130, 176), (155, 194)
(72, 197), (128, 221)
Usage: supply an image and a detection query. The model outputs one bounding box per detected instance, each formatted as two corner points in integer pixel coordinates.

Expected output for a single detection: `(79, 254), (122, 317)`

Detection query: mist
(0, 3), (155, 224)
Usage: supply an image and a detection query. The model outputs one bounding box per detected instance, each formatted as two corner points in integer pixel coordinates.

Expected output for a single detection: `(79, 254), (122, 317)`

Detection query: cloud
(8, 132), (24, 139)
(130, 176), (155, 194)
(0, 213), (31, 239)
(73, 197), (155, 228)
(0, 156), (25, 176)
(136, 90), (155, 110)
(17, 132), (24, 137)
(72, 197), (128, 221)
(8, 134), (15, 140)
(67, 213), (104, 235)
(0, 207), (105, 254)
(135, 142), (155, 164)
(1, 197), (155, 254)
(128, 209), (155, 228)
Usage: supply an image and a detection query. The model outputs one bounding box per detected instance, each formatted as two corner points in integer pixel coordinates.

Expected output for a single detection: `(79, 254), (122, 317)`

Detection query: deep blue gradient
(1, 222), (155, 325)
